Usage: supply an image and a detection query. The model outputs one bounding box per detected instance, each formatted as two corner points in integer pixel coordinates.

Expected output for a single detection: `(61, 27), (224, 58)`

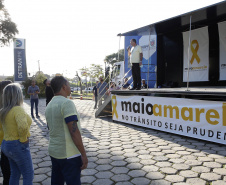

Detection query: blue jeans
(50, 156), (82, 185)
(30, 98), (39, 116)
(1, 140), (34, 185)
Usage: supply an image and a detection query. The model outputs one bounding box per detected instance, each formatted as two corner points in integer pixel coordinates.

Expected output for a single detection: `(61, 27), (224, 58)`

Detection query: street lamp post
(37, 60), (40, 74)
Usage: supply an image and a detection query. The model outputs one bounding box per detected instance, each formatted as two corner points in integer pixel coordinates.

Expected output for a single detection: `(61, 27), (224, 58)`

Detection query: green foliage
(104, 49), (124, 67)
(79, 64), (103, 80)
(35, 73), (47, 97)
(5, 75), (14, 82)
(0, 0), (19, 46)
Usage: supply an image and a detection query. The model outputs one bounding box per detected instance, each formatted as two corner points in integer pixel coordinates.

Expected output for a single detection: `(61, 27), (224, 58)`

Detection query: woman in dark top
(43, 79), (54, 106)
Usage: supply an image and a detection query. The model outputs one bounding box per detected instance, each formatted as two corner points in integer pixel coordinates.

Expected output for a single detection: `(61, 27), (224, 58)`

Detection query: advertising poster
(112, 95), (226, 144)
(218, 21), (226, 80)
(14, 38), (27, 81)
(183, 27), (209, 82)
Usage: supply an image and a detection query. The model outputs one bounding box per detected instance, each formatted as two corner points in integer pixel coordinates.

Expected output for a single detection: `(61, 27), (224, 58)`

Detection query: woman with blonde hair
(0, 83), (33, 185)
(0, 80), (12, 185)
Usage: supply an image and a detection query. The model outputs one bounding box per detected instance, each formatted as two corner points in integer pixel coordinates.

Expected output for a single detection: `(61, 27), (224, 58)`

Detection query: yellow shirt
(130, 45), (142, 63)
(0, 106), (32, 144)
(45, 96), (81, 159)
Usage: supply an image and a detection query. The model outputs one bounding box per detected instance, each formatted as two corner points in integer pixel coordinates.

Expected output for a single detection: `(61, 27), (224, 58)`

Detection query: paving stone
(215, 158), (226, 164)
(172, 164), (190, 170)
(181, 155), (197, 160)
(191, 166), (210, 173)
(203, 162), (222, 168)
(95, 171), (114, 179)
(213, 168), (226, 175)
(87, 161), (97, 169)
(96, 159), (112, 165)
(179, 170), (198, 178)
(81, 176), (96, 184)
(166, 154), (181, 159)
(33, 174), (48, 183)
(200, 173), (221, 181)
(184, 160), (202, 166)
(111, 167), (129, 174)
(127, 163), (143, 169)
(146, 172), (165, 180)
(42, 178), (51, 185)
(186, 178), (207, 185)
(140, 159), (156, 165)
(97, 154), (112, 159)
(81, 169), (98, 176)
(115, 182), (133, 185)
(128, 170), (146, 177)
(34, 167), (51, 174)
(160, 167), (177, 174)
(93, 179), (114, 185)
(156, 162), (172, 167)
(38, 161), (51, 168)
(212, 180), (226, 185)
(142, 165), (159, 172)
(169, 158), (185, 164)
(95, 164), (113, 171)
(197, 157), (214, 162)
(125, 157), (140, 163)
(111, 174), (131, 181)
(208, 154), (225, 159)
(152, 156), (169, 161)
(150, 179), (171, 185)
(111, 160), (127, 166)
(165, 175), (184, 183)
(131, 177), (151, 185)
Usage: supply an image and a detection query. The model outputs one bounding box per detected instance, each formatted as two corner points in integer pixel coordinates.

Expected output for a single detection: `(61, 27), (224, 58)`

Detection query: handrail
(120, 75), (132, 90)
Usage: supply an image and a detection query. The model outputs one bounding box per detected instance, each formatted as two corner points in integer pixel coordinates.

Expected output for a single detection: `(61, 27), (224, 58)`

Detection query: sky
(0, 0), (224, 78)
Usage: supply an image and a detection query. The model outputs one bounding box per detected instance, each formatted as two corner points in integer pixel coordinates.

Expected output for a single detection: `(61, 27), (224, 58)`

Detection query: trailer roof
(118, 1), (226, 36)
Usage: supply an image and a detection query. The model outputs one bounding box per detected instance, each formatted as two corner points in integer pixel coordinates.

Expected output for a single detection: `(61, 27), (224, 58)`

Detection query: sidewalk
(0, 98), (226, 185)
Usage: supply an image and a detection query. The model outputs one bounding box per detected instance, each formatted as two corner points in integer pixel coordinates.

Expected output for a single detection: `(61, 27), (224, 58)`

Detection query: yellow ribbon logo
(190, 40), (200, 64)
(111, 95), (118, 119)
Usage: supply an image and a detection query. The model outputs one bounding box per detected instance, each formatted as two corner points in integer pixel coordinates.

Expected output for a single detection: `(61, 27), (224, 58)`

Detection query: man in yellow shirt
(45, 76), (88, 185)
(127, 39), (143, 90)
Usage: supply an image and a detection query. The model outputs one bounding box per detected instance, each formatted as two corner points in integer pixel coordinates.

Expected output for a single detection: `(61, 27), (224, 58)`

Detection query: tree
(5, 75), (14, 82)
(89, 64), (103, 79)
(104, 49), (124, 67)
(0, 0), (19, 46)
(80, 64), (104, 81)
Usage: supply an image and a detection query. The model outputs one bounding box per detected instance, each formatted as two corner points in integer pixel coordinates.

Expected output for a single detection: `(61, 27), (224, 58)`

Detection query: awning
(118, 1), (226, 36)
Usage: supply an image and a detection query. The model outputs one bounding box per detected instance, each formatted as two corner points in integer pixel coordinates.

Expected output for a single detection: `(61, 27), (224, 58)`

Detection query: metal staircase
(95, 96), (112, 117)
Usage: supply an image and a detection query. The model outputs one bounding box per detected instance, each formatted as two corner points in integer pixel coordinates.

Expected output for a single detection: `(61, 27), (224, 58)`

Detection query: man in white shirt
(127, 39), (143, 90)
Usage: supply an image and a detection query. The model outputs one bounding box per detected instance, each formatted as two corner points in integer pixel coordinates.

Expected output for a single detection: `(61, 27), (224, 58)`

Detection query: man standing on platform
(27, 80), (40, 118)
(127, 39), (143, 90)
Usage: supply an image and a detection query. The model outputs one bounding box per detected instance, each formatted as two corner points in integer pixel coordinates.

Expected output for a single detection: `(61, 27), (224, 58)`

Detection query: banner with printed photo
(218, 21), (226, 80)
(14, 38), (27, 81)
(111, 94), (226, 144)
(183, 27), (209, 82)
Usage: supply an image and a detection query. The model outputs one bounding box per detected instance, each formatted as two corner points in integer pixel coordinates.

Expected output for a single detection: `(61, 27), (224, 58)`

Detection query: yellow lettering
(223, 103), (226, 126)
(164, 105), (179, 119)
(153, 104), (162, 116)
(195, 108), (205, 122)
(206, 109), (219, 125)
(181, 107), (193, 121)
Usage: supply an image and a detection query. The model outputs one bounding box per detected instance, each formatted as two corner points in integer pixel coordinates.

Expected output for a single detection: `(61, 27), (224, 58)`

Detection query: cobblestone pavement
(1, 98), (226, 185)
